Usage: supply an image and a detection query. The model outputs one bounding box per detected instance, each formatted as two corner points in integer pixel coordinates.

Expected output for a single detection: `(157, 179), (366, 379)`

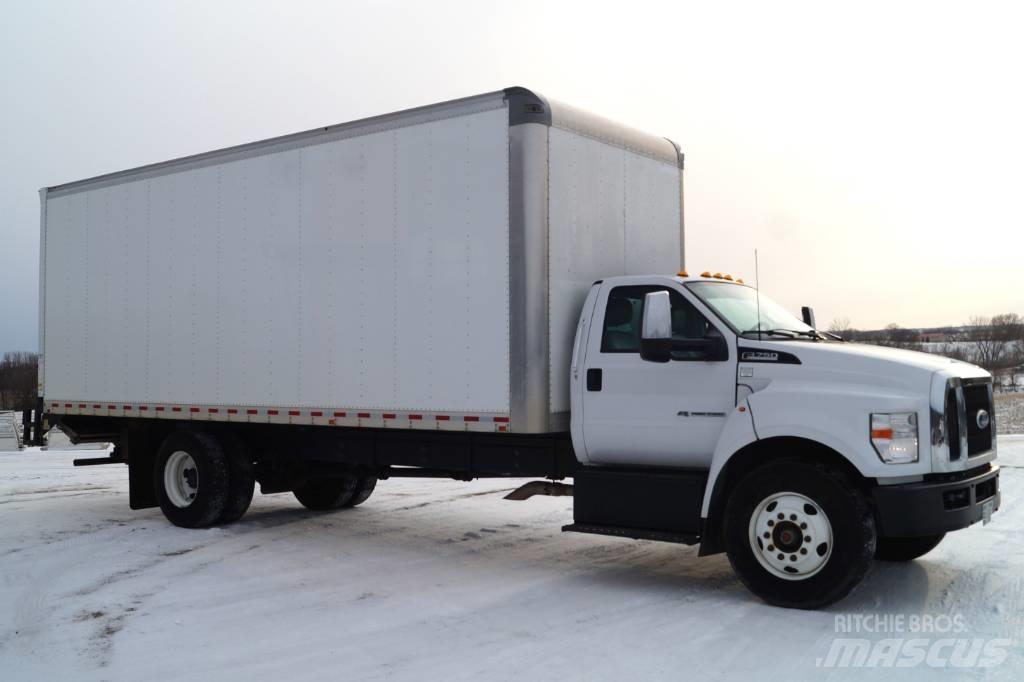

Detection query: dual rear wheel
(154, 430), (375, 528)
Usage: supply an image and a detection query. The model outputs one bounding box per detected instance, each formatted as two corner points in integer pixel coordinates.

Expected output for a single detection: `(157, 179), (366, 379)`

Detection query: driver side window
(600, 285), (718, 359)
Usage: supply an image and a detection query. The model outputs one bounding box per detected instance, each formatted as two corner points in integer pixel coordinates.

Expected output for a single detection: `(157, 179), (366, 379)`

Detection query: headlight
(870, 412), (919, 463)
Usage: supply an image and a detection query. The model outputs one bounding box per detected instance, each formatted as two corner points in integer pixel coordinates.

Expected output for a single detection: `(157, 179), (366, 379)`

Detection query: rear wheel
(218, 433), (255, 524)
(154, 431), (230, 528)
(293, 475), (359, 511)
(875, 533), (945, 561)
(724, 460), (876, 609)
(345, 476), (377, 507)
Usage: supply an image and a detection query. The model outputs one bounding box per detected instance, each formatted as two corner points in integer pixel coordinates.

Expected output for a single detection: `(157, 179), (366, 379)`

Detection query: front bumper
(873, 464), (1000, 537)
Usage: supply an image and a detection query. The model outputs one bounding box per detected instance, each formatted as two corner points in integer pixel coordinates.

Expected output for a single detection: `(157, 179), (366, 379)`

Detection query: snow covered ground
(2, 439), (1022, 681)
(996, 393), (1024, 434)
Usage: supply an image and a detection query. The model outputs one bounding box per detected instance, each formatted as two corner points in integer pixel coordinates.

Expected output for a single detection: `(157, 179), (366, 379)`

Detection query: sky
(2, 0), (1022, 354)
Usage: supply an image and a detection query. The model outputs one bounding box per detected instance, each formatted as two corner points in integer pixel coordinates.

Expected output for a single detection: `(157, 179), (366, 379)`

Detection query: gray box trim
(508, 122), (552, 433)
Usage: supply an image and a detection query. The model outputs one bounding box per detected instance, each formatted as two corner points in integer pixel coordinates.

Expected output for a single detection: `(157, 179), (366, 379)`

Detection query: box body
(40, 88), (683, 433)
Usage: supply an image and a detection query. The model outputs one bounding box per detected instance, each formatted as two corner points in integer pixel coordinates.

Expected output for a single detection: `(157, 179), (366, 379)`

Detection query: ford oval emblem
(976, 409), (990, 430)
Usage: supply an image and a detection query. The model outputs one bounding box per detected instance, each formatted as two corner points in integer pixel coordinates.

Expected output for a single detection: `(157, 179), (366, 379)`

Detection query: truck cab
(568, 272), (1000, 608)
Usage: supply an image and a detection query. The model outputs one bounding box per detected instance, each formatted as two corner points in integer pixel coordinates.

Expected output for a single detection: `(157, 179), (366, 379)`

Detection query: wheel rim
(164, 450), (199, 508)
(748, 491), (833, 581)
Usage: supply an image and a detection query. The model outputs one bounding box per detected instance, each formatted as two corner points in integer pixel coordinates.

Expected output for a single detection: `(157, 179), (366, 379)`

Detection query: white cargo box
(40, 88), (684, 433)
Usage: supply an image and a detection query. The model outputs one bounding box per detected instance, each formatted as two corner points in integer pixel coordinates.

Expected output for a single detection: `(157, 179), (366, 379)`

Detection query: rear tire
(875, 533), (945, 561)
(218, 433), (255, 524)
(724, 459), (876, 609)
(154, 431), (230, 528)
(345, 476), (377, 507)
(293, 475), (358, 510)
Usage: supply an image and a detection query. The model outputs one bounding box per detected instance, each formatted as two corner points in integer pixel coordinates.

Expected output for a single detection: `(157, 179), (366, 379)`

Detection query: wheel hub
(749, 491), (833, 581)
(164, 450), (199, 508)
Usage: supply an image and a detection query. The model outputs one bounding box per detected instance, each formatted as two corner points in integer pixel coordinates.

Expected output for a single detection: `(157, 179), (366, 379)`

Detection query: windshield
(686, 282), (814, 337)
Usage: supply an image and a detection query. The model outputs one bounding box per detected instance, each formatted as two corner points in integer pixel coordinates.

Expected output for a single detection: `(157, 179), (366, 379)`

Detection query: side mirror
(801, 306), (817, 329)
(640, 291), (672, 363)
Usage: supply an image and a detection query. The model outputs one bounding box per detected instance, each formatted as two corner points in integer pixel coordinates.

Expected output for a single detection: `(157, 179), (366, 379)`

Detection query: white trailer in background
(40, 88), (999, 609)
(0, 412), (21, 451)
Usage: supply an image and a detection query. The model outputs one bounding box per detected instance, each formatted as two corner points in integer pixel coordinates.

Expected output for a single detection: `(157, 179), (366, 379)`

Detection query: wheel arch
(699, 436), (871, 556)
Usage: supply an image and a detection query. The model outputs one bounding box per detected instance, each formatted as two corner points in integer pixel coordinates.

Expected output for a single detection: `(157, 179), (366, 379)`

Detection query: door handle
(586, 368), (603, 391)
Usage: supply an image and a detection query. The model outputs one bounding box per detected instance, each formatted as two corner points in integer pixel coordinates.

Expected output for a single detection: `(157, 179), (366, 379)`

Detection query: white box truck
(40, 87), (1000, 608)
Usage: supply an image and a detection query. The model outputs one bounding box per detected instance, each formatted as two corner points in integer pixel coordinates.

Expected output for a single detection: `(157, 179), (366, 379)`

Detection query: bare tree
(877, 323), (918, 350)
(828, 317), (856, 340)
(0, 352), (38, 410)
(967, 314), (1022, 372)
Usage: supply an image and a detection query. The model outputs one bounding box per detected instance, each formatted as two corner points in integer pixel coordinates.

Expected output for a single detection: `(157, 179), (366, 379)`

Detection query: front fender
(700, 401), (758, 517)
(701, 382), (930, 518)
(748, 381), (930, 479)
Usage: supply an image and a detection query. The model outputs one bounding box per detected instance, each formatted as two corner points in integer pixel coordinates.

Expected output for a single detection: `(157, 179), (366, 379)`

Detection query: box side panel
(547, 128), (682, 415)
(42, 106), (511, 416)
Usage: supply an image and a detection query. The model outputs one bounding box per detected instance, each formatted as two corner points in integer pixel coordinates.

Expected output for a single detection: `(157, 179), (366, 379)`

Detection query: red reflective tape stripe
(246, 409), (258, 415)
(189, 407), (199, 413)
(408, 414), (422, 420)
(78, 403), (86, 408)
(383, 413), (396, 419)
(288, 410), (300, 416)
(124, 405), (133, 410)
(435, 415), (450, 421)
(311, 411), (323, 417)
(493, 417), (510, 423)
(172, 406), (182, 412)
(108, 405), (116, 410)
(155, 406), (165, 412)
(463, 416), (479, 422)
(357, 412), (371, 419)
(267, 410), (279, 416)
(93, 404), (101, 409)
(52, 402), (59, 407)
(139, 406), (149, 411)
(228, 408), (238, 414)
(65, 403), (72, 408)
(208, 408), (219, 414)
(334, 411), (346, 417)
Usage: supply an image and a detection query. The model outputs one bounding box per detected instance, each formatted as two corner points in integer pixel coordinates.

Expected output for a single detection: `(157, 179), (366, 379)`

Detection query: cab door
(579, 283), (736, 468)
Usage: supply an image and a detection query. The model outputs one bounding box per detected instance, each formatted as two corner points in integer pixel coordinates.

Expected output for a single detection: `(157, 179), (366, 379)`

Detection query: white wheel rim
(748, 491), (833, 581)
(164, 450), (198, 508)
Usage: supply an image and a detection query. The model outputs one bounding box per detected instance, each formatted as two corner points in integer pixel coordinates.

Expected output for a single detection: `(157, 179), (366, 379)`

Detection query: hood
(743, 340), (988, 394)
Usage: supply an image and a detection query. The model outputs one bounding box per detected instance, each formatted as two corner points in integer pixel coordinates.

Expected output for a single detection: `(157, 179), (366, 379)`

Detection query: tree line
(0, 351), (37, 410)
(829, 314), (1024, 387)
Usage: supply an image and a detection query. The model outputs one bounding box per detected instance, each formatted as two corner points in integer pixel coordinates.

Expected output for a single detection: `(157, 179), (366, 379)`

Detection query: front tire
(154, 431), (230, 528)
(724, 460), (876, 609)
(875, 534), (945, 561)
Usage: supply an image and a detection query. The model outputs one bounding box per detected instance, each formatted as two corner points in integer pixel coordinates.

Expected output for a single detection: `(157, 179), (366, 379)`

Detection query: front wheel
(724, 460), (876, 609)
(875, 534), (945, 561)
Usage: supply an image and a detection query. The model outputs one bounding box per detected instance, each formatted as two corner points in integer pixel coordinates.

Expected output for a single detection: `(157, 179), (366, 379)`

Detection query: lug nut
(800, 548), (808, 555)
(790, 514), (797, 521)
(767, 520), (774, 527)
(804, 536), (811, 543)
(767, 544), (775, 551)
(763, 532), (770, 539)
(777, 513), (785, 520)
(777, 553), (784, 560)
(789, 555), (797, 562)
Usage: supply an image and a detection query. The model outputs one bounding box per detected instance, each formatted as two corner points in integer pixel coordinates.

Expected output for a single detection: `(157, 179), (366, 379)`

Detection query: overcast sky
(2, 0), (1022, 354)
